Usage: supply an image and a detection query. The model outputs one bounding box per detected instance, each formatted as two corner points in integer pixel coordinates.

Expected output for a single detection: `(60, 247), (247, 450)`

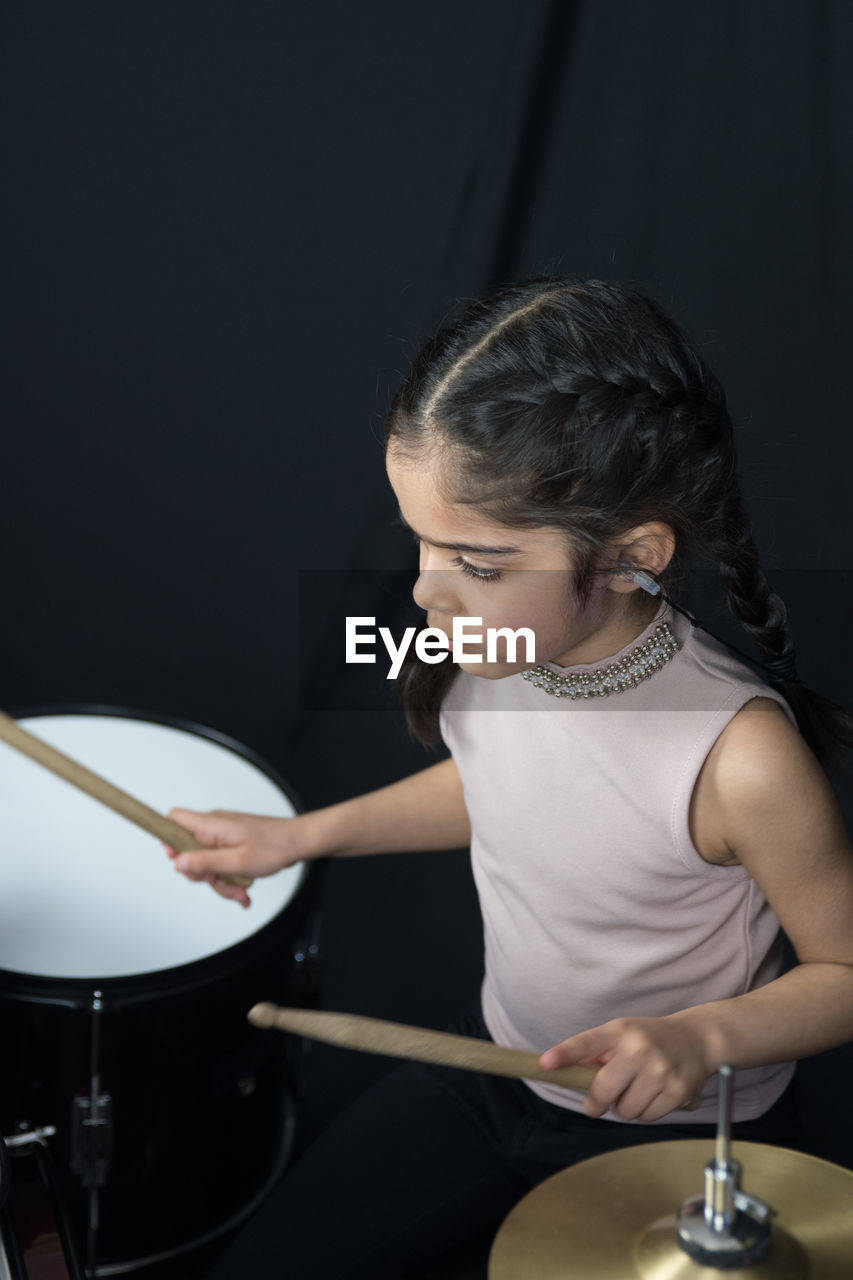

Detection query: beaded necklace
(521, 621), (679, 700)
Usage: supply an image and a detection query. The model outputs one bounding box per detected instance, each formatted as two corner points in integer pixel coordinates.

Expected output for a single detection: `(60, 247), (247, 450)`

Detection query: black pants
(209, 1005), (797, 1280)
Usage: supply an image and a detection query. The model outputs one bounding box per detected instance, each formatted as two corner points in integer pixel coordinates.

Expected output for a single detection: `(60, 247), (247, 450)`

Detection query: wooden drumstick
(0, 709), (253, 890)
(248, 1004), (697, 1109)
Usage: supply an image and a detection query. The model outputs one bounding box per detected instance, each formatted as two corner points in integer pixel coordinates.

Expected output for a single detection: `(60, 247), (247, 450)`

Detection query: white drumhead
(0, 715), (303, 979)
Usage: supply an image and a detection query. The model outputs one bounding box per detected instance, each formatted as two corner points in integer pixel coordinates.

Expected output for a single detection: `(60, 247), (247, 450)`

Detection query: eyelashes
(454, 557), (502, 584)
(393, 518), (503, 583)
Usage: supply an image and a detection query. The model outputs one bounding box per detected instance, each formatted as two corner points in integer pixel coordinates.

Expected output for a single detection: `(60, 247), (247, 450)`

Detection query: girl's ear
(608, 523), (676, 594)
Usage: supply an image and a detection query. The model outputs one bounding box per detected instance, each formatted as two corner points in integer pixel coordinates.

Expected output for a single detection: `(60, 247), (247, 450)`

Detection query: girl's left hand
(539, 1016), (713, 1122)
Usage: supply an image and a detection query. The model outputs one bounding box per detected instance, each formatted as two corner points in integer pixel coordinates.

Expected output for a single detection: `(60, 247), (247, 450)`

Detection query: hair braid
(707, 491), (853, 766)
(712, 496), (792, 663)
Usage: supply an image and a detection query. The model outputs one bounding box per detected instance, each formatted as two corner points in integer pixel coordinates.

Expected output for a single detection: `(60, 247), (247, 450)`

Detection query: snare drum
(0, 709), (320, 1275)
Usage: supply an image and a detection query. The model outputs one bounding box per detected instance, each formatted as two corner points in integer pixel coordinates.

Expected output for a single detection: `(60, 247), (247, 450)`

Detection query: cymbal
(488, 1139), (853, 1279)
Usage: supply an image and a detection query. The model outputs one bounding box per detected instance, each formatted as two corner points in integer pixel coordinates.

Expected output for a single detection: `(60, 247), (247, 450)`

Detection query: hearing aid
(617, 560), (661, 597)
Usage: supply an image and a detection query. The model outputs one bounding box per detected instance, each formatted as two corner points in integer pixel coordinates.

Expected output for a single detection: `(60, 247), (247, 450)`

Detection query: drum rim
(0, 702), (324, 1004)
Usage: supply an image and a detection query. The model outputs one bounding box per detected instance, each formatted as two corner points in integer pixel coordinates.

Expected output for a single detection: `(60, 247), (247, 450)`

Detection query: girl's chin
(454, 657), (529, 680)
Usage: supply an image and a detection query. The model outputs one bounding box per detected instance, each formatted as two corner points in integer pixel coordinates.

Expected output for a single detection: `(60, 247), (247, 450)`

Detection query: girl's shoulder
(693, 694), (853, 971)
(690, 694), (844, 867)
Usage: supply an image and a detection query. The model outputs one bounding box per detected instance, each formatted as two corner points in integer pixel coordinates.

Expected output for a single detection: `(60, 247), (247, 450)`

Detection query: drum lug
(70, 1093), (113, 1189)
(291, 911), (323, 1003)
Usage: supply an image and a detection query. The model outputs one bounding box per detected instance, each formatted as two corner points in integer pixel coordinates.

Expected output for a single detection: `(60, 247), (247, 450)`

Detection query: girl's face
(386, 447), (647, 678)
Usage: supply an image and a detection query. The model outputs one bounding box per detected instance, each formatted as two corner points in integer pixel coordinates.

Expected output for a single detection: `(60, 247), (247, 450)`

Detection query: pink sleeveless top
(440, 604), (796, 1124)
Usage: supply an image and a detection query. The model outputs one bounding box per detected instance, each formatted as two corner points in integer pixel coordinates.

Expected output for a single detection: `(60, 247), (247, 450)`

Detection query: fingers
(171, 856), (253, 908)
(540, 1024), (614, 1116)
(166, 809), (254, 908)
(172, 859), (252, 908)
(539, 1026), (613, 1072)
(582, 1054), (678, 1121)
(168, 807), (237, 848)
(539, 1027), (618, 1118)
(205, 874), (252, 909)
(539, 1018), (704, 1122)
(596, 1068), (690, 1123)
(171, 844), (250, 882)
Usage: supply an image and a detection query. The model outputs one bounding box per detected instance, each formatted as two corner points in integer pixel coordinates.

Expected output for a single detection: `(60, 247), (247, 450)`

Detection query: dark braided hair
(386, 277), (853, 762)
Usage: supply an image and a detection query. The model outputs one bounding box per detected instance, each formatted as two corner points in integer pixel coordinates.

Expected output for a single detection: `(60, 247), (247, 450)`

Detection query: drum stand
(69, 992), (112, 1278)
(1, 1126), (87, 1280)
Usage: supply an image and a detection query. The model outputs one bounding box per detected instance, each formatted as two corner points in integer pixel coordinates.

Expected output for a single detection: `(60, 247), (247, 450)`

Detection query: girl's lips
(427, 618), (452, 650)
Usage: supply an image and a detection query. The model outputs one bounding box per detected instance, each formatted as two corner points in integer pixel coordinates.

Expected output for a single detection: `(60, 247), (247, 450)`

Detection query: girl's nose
(412, 567), (459, 616)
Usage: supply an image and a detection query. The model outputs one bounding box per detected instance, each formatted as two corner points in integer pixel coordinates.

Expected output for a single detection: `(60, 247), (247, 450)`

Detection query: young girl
(170, 279), (853, 1279)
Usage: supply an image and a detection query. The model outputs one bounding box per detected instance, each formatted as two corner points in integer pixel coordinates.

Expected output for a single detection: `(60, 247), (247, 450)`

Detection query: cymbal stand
(676, 1065), (774, 1268)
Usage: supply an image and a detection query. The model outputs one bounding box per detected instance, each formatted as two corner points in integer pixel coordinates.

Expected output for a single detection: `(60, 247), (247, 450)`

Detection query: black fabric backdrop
(3, 0), (853, 1166)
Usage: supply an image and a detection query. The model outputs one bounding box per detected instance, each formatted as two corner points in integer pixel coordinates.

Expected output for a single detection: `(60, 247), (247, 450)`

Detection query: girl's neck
(550, 595), (662, 669)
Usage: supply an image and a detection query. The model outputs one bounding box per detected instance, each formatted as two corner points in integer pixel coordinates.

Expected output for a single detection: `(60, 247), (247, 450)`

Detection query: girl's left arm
(540, 699), (853, 1122)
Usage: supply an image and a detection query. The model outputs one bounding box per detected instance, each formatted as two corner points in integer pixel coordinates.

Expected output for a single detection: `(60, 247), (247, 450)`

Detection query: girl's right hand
(165, 808), (307, 908)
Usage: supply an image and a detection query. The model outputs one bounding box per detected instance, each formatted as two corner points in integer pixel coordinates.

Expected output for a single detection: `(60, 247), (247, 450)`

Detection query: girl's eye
(393, 521), (502, 583)
(454, 557), (502, 584)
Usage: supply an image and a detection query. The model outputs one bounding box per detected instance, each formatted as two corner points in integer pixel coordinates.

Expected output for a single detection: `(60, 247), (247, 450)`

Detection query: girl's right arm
(166, 756), (471, 907)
